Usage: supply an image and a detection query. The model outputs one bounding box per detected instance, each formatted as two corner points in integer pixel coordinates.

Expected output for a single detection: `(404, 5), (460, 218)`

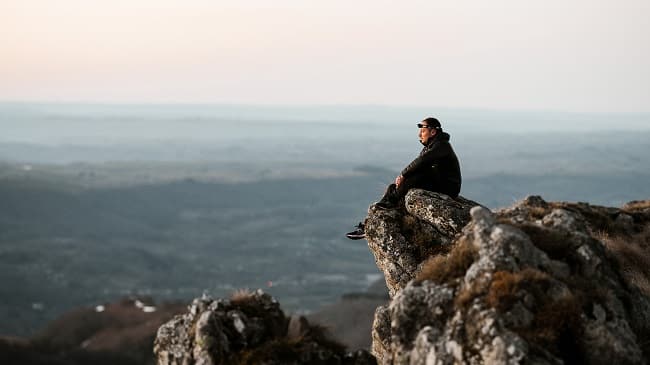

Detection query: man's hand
(395, 175), (404, 187)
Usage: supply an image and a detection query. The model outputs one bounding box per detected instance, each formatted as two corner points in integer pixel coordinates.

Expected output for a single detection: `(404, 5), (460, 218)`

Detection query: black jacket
(400, 132), (462, 198)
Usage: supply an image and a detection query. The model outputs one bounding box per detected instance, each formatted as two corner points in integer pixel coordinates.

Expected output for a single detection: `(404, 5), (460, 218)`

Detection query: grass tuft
(230, 289), (255, 305)
(486, 268), (586, 362)
(486, 268), (551, 311)
(622, 200), (650, 212)
(232, 323), (346, 365)
(454, 280), (489, 310)
(598, 228), (650, 296)
(415, 236), (477, 285)
(527, 206), (550, 220)
(518, 294), (585, 363)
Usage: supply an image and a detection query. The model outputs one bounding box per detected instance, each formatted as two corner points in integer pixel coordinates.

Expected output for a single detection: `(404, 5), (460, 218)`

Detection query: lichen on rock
(155, 192), (650, 365)
(366, 193), (650, 364)
(364, 189), (482, 297)
(154, 289), (376, 365)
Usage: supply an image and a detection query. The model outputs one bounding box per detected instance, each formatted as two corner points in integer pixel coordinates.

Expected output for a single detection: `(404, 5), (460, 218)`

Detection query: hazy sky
(1, 0), (649, 112)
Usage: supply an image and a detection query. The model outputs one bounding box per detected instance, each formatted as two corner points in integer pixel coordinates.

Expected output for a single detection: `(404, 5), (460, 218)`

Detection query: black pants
(381, 172), (439, 205)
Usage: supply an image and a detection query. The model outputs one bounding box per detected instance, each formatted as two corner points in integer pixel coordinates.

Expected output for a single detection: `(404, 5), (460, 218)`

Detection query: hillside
(3, 165), (650, 337)
(153, 193), (650, 364)
(0, 297), (185, 365)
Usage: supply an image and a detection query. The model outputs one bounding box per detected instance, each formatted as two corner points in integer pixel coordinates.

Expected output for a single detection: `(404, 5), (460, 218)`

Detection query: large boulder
(154, 289), (376, 365)
(364, 189), (482, 298)
(367, 195), (650, 364)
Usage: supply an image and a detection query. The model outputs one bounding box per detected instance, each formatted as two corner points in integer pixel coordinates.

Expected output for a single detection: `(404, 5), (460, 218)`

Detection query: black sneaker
(374, 200), (397, 210)
(346, 222), (365, 240)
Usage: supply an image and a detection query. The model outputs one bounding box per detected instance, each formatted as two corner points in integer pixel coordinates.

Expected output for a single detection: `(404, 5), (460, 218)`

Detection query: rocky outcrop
(154, 289), (376, 365)
(364, 190), (482, 297)
(153, 192), (650, 365)
(367, 194), (650, 364)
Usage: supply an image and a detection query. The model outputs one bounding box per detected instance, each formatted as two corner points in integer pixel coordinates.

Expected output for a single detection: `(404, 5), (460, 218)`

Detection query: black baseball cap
(419, 117), (442, 130)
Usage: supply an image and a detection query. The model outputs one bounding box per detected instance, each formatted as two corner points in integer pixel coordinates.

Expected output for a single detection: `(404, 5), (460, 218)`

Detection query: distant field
(1, 105), (649, 336)
(2, 163), (650, 336)
(0, 172), (384, 336)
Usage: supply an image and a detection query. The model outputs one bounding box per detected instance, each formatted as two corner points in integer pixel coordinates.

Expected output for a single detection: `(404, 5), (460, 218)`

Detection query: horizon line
(1, 100), (649, 116)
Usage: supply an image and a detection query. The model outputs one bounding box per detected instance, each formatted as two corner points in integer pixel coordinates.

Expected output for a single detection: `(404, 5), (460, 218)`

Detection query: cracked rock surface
(364, 189), (482, 297)
(154, 290), (376, 365)
(367, 194), (650, 364)
(155, 192), (650, 365)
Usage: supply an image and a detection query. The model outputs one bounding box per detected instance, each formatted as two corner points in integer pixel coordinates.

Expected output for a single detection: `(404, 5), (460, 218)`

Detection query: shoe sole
(374, 204), (396, 210)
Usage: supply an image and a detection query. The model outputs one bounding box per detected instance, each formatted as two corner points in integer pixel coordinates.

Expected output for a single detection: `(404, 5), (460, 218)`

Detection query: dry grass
(227, 290), (349, 365)
(233, 323), (346, 365)
(527, 206), (551, 220)
(497, 205), (551, 224)
(229, 289), (269, 317)
(491, 203), (650, 360)
(622, 200), (650, 212)
(228, 289), (287, 336)
(230, 289), (255, 304)
(486, 269), (552, 311)
(529, 295), (582, 344)
(598, 228), (650, 297)
(454, 280), (489, 310)
(415, 236), (477, 285)
(486, 268), (585, 362)
(518, 294), (584, 363)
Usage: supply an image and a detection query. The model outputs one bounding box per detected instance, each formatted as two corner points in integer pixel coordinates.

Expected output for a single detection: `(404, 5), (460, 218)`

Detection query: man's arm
(400, 142), (451, 178)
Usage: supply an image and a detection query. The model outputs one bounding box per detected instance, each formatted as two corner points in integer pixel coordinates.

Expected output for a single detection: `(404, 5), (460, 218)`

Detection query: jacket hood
(422, 131), (450, 146)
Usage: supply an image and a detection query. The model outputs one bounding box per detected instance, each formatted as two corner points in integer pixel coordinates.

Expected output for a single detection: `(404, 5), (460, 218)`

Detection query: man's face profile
(418, 123), (437, 144)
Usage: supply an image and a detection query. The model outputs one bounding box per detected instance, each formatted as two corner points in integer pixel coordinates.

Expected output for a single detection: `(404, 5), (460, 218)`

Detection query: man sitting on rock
(346, 117), (462, 240)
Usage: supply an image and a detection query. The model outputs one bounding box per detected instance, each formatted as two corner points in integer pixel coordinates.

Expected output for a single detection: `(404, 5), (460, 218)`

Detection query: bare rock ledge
(367, 193), (650, 364)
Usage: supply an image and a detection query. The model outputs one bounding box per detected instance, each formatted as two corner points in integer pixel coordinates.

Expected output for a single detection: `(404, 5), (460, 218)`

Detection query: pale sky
(1, 0), (649, 112)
